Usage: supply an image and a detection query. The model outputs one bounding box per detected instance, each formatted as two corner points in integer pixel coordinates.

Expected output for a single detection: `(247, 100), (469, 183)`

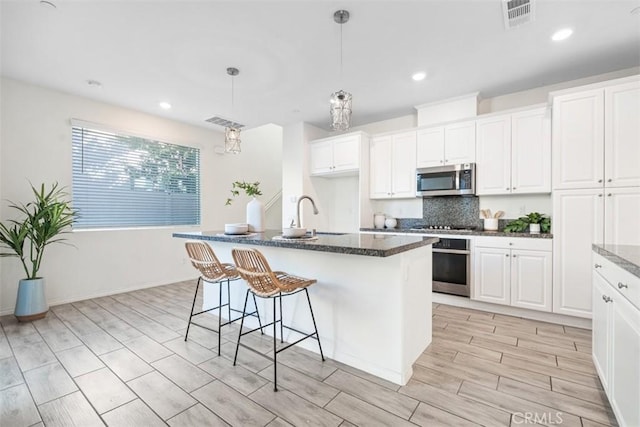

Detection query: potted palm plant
(0, 183), (75, 321)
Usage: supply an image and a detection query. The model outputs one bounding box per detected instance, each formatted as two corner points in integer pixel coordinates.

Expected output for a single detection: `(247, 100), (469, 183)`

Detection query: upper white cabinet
(476, 107), (551, 195)
(553, 80), (640, 190)
(310, 133), (361, 176)
(473, 237), (552, 312)
(605, 81), (640, 188)
(416, 121), (475, 168)
(370, 131), (417, 199)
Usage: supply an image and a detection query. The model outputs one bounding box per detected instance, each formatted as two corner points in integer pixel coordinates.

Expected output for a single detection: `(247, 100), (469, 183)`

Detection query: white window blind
(72, 124), (200, 229)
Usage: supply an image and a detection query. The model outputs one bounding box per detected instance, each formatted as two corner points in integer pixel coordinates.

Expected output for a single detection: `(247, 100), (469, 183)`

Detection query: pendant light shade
(330, 10), (352, 131)
(225, 67), (241, 154)
(330, 90), (352, 132)
(224, 126), (241, 154)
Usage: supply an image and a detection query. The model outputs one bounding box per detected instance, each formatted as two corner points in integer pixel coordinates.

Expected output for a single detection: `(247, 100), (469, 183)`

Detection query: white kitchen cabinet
(592, 251), (640, 427)
(370, 131), (416, 199)
(553, 187), (640, 318)
(553, 189), (604, 318)
(476, 107), (551, 195)
(552, 79), (640, 190)
(474, 237), (552, 312)
(605, 81), (640, 188)
(415, 127), (445, 168)
(592, 271), (612, 391)
(416, 121), (475, 168)
(310, 133), (361, 176)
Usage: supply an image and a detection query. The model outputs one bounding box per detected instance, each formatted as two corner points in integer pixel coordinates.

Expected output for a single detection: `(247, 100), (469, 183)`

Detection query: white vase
(529, 223), (541, 234)
(374, 213), (386, 229)
(246, 197), (264, 232)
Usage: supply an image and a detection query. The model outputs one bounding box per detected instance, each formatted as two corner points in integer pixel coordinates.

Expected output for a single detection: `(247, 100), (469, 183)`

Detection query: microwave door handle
(454, 171), (460, 190)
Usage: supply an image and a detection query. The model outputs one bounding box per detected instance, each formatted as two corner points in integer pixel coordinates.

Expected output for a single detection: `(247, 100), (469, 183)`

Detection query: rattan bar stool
(184, 241), (263, 355)
(231, 247), (324, 391)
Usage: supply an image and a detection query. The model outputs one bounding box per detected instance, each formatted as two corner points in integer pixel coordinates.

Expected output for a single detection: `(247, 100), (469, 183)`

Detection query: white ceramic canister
(484, 218), (499, 231)
(384, 217), (397, 229)
(374, 213), (386, 229)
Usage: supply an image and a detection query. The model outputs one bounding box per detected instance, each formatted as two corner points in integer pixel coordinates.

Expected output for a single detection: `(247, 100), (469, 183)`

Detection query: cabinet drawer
(475, 236), (552, 251)
(593, 252), (640, 310)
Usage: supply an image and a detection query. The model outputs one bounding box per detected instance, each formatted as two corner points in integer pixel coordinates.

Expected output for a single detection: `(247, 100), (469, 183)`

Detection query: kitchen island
(173, 230), (438, 384)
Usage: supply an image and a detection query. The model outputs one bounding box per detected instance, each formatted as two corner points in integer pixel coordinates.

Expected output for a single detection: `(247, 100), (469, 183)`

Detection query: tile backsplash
(397, 196), (482, 228)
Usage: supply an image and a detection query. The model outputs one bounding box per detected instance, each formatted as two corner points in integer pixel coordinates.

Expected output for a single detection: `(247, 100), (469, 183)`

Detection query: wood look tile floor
(0, 280), (617, 426)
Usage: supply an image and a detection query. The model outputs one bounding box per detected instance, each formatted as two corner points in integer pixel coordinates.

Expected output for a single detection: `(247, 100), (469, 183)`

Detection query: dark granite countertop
(360, 228), (553, 239)
(592, 244), (640, 279)
(173, 230), (439, 257)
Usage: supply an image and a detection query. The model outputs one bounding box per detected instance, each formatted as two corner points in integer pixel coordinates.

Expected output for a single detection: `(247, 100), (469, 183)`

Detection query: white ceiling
(2, 0), (639, 131)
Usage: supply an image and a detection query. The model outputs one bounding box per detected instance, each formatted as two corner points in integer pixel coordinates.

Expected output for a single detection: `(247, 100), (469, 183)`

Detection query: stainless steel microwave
(416, 163), (476, 197)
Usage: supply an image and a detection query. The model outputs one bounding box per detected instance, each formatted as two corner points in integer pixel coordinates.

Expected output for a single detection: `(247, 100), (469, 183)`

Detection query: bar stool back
(184, 241), (262, 355)
(231, 247), (324, 391)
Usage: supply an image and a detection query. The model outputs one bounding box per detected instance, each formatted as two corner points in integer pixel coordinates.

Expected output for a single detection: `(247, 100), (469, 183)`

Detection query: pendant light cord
(340, 22), (343, 83)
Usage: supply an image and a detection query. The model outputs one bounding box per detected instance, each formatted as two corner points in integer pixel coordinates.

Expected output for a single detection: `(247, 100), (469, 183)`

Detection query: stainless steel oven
(432, 237), (470, 297)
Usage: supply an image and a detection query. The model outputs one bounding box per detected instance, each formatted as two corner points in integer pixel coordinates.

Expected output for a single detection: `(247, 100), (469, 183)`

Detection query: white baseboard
(432, 293), (592, 329)
(0, 277), (196, 317)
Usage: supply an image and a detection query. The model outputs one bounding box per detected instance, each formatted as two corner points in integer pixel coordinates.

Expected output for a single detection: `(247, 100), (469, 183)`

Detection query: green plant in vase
(504, 212), (551, 233)
(0, 183), (76, 321)
(225, 181), (262, 205)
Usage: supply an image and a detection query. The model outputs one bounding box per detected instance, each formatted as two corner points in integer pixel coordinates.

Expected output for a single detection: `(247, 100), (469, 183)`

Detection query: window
(72, 123), (200, 229)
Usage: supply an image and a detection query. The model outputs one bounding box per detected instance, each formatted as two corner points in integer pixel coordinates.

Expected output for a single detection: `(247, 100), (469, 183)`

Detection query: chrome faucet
(296, 195), (319, 228)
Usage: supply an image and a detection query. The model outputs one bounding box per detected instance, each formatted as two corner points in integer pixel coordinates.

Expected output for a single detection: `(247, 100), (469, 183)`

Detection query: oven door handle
(433, 249), (470, 255)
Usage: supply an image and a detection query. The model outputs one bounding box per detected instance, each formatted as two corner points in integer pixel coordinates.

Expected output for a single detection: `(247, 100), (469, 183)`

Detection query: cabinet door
(333, 136), (360, 173)
(369, 136), (392, 198)
(552, 89), (604, 190)
(473, 247), (510, 305)
(610, 297), (640, 426)
(475, 115), (511, 195)
(390, 131), (417, 198)
(511, 249), (552, 312)
(592, 272), (612, 391)
(605, 81), (640, 188)
(512, 108), (551, 194)
(553, 189), (604, 318)
(310, 140), (334, 175)
(605, 187), (640, 246)
(611, 292), (640, 427)
(444, 121), (476, 165)
(416, 127), (445, 168)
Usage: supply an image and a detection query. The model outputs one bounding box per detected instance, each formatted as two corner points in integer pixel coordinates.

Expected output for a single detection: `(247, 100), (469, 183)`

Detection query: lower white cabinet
(474, 237), (552, 312)
(592, 251), (640, 427)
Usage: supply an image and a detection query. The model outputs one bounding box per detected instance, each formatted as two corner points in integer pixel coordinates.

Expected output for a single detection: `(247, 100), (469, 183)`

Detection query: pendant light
(330, 10), (352, 131)
(225, 67), (241, 154)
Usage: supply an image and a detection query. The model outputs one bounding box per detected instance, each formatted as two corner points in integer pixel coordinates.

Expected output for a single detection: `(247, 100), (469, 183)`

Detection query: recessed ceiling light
(159, 102), (172, 110)
(412, 71), (427, 81)
(551, 28), (573, 41)
(86, 79), (102, 88)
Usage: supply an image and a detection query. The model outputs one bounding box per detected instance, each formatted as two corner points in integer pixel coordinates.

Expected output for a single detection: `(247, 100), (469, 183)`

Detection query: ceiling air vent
(503, 0), (535, 29)
(204, 116), (244, 129)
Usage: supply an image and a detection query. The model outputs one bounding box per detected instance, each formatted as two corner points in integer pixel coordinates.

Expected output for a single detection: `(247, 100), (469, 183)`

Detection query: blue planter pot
(15, 278), (48, 322)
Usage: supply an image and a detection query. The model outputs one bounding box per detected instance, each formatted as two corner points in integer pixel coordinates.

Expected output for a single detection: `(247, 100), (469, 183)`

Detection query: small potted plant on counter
(0, 183), (76, 321)
(504, 212), (551, 234)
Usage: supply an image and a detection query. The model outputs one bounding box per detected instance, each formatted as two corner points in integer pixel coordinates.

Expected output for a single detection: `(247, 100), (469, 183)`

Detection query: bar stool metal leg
(305, 288), (325, 361)
(184, 277), (202, 341)
(279, 293), (284, 343)
(233, 289), (251, 366)
(252, 294), (264, 335)
(273, 296), (278, 391)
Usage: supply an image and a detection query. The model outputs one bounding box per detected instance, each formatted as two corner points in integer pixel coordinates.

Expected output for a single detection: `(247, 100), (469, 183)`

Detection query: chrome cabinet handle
(607, 179), (612, 182)
(598, 179), (603, 183)
(618, 282), (628, 289)
(506, 188), (510, 190)
(512, 254), (517, 258)
(598, 194), (603, 197)
(505, 254), (509, 257)
(607, 193), (612, 197)
(602, 295), (612, 303)
(512, 187), (516, 190)
(595, 264), (602, 268)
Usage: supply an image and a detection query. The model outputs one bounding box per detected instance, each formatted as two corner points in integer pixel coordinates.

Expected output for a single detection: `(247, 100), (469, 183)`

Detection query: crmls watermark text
(513, 412), (564, 424)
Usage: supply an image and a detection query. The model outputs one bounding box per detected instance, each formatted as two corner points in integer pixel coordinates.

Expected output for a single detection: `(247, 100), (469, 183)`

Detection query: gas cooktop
(409, 225), (477, 231)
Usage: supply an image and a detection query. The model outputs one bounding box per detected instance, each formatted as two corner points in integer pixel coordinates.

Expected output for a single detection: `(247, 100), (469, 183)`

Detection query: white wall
(0, 78), (282, 315)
